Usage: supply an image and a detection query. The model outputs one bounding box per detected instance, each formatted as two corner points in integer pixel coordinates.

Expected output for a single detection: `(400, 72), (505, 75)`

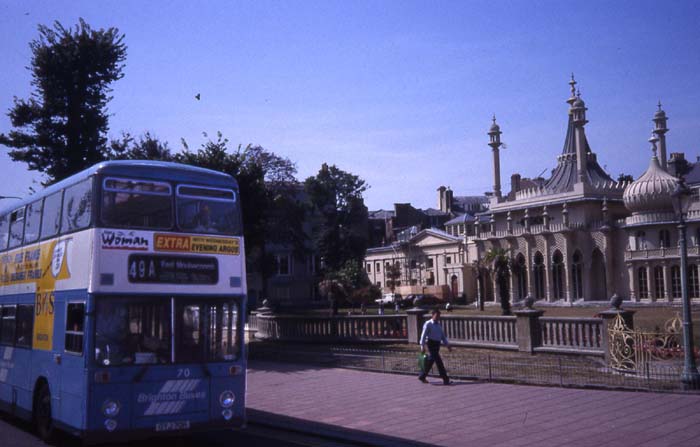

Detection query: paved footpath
(247, 361), (700, 447)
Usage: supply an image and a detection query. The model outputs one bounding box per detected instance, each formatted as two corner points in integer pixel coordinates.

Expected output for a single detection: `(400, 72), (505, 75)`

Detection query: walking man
(418, 308), (452, 385)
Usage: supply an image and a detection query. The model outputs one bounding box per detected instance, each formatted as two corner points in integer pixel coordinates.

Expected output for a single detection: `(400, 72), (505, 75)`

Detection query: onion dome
(623, 152), (677, 215)
(489, 115), (500, 133)
(573, 95), (585, 108)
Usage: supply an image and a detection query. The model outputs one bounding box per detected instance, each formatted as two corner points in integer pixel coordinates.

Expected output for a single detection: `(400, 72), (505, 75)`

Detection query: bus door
(59, 300), (87, 429)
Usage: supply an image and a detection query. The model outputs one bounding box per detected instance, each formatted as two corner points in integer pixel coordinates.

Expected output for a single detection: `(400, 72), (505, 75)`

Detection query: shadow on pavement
(247, 408), (435, 447)
(248, 358), (337, 374)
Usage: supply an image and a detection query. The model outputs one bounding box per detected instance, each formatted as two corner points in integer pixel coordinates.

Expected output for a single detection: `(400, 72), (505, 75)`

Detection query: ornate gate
(608, 313), (684, 374)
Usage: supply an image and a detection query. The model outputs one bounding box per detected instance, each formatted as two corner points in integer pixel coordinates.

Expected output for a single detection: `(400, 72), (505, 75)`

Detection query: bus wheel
(33, 382), (56, 443)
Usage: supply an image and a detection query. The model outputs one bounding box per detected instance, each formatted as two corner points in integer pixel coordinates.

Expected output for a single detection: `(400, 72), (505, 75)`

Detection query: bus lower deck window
(65, 303), (85, 354)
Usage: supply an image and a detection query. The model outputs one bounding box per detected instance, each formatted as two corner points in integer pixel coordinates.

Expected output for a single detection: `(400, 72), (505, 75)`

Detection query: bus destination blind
(127, 254), (218, 284)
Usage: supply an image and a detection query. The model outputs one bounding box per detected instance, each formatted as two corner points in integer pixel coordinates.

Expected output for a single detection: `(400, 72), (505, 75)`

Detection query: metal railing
(249, 343), (691, 393)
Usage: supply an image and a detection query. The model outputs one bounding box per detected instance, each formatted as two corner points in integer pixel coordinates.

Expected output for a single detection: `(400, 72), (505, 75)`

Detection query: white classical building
(365, 77), (700, 306)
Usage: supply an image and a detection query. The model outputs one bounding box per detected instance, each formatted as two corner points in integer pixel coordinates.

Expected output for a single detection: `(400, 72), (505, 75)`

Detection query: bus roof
(0, 160), (238, 215)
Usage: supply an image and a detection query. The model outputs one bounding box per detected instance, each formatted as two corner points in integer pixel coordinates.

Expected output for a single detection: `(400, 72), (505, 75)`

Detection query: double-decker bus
(0, 161), (247, 443)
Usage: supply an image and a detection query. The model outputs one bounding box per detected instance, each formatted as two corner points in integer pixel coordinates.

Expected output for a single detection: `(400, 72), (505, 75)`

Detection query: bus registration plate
(155, 420), (190, 432)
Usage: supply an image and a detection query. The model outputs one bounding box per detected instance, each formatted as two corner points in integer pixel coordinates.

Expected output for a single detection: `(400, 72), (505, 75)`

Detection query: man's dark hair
(431, 308), (441, 316)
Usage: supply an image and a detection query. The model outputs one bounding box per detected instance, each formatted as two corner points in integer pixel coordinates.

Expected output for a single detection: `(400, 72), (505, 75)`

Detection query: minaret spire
(488, 115), (503, 200)
(571, 84), (589, 183)
(567, 73), (577, 110)
(652, 101), (669, 171)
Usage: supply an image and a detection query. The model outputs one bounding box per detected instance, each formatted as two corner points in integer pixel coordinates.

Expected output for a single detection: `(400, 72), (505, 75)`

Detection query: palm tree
(318, 278), (346, 316)
(483, 248), (512, 315)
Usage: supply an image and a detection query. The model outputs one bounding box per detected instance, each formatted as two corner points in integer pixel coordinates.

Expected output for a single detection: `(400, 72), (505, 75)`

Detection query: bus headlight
(102, 399), (121, 417)
(222, 409), (233, 420)
(219, 391), (235, 408)
(104, 419), (118, 432)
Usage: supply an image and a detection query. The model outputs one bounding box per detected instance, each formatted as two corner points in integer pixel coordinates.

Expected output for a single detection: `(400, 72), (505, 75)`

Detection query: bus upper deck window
(62, 178), (93, 233)
(101, 178), (172, 229)
(0, 214), (9, 250)
(8, 208), (25, 249)
(41, 191), (62, 239)
(24, 200), (43, 244)
(176, 185), (239, 235)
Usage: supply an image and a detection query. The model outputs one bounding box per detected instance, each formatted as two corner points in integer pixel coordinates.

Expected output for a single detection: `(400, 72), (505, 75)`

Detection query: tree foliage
(349, 285), (381, 308)
(176, 132), (303, 293)
(318, 278), (346, 315)
(617, 173), (634, 183)
(108, 132), (173, 161)
(384, 262), (402, 293)
(483, 248), (512, 315)
(0, 19), (127, 184)
(305, 163), (369, 274)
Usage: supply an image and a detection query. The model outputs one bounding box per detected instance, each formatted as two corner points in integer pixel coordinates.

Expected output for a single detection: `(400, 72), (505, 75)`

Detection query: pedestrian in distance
(378, 302), (384, 315)
(418, 308), (452, 385)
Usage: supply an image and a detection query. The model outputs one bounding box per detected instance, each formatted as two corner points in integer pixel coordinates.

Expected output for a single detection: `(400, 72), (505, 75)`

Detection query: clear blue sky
(1, 0), (699, 210)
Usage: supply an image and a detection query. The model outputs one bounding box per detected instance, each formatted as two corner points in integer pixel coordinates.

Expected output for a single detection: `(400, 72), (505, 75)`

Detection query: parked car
(401, 293), (442, 308)
(375, 293), (401, 305)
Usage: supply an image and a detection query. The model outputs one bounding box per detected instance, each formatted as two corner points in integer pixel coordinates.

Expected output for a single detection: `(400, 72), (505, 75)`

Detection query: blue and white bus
(0, 161), (247, 443)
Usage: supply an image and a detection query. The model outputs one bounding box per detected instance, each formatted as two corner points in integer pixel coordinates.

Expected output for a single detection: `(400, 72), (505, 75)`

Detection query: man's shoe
(443, 380), (453, 385)
(419, 377), (428, 383)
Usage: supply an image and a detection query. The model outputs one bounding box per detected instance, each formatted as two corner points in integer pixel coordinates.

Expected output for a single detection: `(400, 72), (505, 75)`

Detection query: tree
(176, 132), (303, 301)
(483, 248), (512, 315)
(318, 278), (346, 316)
(349, 285), (381, 311)
(617, 173), (634, 183)
(108, 132), (173, 161)
(0, 19), (127, 184)
(305, 163), (369, 273)
(385, 262), (402, 295)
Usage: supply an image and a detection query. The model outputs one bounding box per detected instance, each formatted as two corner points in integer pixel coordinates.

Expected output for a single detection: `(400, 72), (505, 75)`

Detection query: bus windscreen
(95, 298), (239, 366)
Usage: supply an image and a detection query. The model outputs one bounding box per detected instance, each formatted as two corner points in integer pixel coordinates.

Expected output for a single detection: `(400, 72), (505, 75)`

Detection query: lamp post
(671, 178), (700, 389)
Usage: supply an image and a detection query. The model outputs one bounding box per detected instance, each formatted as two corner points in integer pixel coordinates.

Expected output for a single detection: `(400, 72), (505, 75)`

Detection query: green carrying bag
(417, 352), (428, 373)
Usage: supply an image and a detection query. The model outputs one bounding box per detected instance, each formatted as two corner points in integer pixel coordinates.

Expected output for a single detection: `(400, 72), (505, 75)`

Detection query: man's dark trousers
(419, 340), (449, 383)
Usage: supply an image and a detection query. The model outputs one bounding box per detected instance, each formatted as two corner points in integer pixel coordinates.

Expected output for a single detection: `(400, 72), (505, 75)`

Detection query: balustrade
(255, 312), (610, 357)
(539, 317), (603, 353)
(437, 315), (517, 348)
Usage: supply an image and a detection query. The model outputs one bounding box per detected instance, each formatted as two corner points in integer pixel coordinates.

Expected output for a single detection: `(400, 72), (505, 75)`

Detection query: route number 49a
(177, 368), (191, 378)
(128, 259), (156, 280)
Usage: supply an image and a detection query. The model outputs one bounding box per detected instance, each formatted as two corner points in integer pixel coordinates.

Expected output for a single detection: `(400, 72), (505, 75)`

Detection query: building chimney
(668, 152), (686, 177)
(437, 186), (446, 211)
(511, 174), (522, 195)
(445, 187), (453, 213)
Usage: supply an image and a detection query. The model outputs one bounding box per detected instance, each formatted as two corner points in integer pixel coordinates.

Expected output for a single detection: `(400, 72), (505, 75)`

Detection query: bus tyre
(34, 382), (56, 443)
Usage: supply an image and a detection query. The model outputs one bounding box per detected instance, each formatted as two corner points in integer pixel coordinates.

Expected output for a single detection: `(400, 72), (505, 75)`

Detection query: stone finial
(524, 294), (535, 309)
(649, 133), (660, 157)
(610, 293), (623, 310)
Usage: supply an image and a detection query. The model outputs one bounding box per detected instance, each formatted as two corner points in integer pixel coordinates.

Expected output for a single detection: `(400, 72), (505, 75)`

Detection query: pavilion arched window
(571, 251), (583, 300)
(533, 252), (545, 300)
(653, 266), (665, 300)
(637, 266), (649, 299)
(552, 251), (564, 300)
